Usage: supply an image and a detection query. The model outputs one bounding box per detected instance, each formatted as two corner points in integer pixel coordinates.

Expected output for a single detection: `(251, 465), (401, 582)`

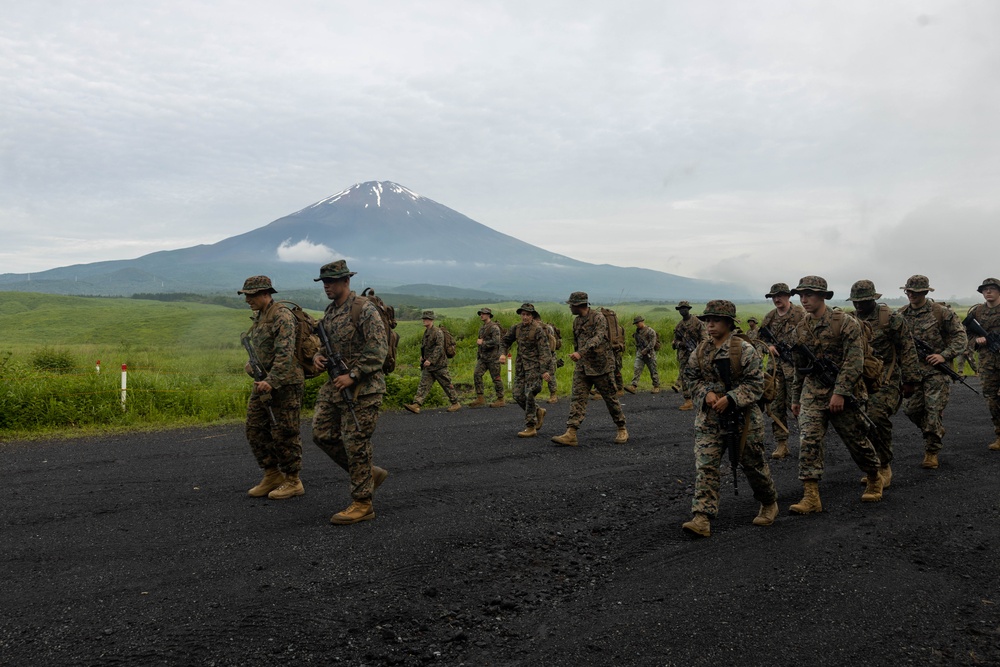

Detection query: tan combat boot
(469, 394), (486, 408)
(373, 466), (389, 491)
(679, 399), (694, 411)
(547, 392), (558, 404)
(624, 385), (637, 394)
(489, 398), (506, 408)
(921, 452), (939, 469)
(535, 407), (546, 430)
(404, 403), (421, 414)
(682, 512), (711, 537)
(614, 426), (629, 444)
(616, 389), (625, 397)
(268, 474), (304, 500)
(517, 426), (537, 438)
(789, 481), (822, 514)
(248, 467), (284, 497)
(551, 427), (579, 447)
(989, 438), (1000, 451)
(770, 441), (790, 459)
(860, 464), (892, 488)
(330, 500), (374, 525)
(861, 472), (883, 502)
(752, 502), (779, 526)
(447, 403), (462, 412)
(651, 386), (661, 394)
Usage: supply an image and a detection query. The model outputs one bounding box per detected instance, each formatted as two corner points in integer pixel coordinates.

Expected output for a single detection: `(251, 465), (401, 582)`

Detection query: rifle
(759, 326), (794, 364)
(791, 342), (878, 430)
(963, 313), (1000, 354)
(315, 323), (363, 430)
(240, 332), (277, 426)
(675, 331), (696, 354)
(712, 358), (743, 495)
(912, 337), (980, 395)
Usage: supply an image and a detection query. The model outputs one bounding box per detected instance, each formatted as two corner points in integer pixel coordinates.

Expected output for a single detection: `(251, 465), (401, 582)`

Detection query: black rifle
(963, 313), (1000, 354)
(241, 332), (277, 426)
(315, 323), (362, 430)
(912, 337), (980, 395)
(759, 326), (794, 364)
(791, 342), (878, 430)
(712, 358), (743, 495)
(675, 331), (696, 354)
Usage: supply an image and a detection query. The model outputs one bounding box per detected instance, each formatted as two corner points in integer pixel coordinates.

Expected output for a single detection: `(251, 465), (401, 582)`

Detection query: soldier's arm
(500, 324), (517, 357)
(428, 327), (446, 366)
(731, 342), (765, 408)
(578, 314), (607, 355)
(894, 313), (922, 384)
(537, 325), (553, 372)
(940, 310), (969, 360)
(353, 302), (388, 378)
(265, 308), (300, 389)
(834, 318), (865, 396)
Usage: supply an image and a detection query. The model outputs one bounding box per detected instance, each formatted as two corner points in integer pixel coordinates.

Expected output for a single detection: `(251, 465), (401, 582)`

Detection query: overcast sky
(2, 1), (998, 300)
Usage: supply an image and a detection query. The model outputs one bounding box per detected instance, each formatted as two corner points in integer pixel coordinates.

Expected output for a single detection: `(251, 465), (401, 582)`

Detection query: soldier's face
(678, 308), (691, 319)
(244, 292), (269, 311)
(982, 286), (1000, 305)
(905, 289), (926, 307)
(570, 304), (585, 315)
(422, 318), (433, 328)
(853, 300), (876, 317)
(771, 295), (790, 309)
(479, 313), (490, 322)
(323, 277), (350, 303)
(520, 312), (533, 325)
(704, 316), (730, 340)
(798, 291), (824, 314)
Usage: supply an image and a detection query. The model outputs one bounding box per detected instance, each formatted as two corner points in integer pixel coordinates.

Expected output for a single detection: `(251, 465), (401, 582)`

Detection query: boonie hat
(702, 300), (737, 320)
(238, 275), (277, 295)
(421, 310), (436, 320)
(314, 259), (357, 282)
(477, 307), (494, 316)
(765, 283), (792, 298)
(848, 279), (881, 302)
(977, 278), (1000, 293)
(566, 292), (589, 306)
(633, 315), (645, 324)
(901, 275), (934, 293)
(516, 303), (539, 316)
(747, 317), (759, 324)
(791, 276), (834, 299)
(675, 300), (692, 310)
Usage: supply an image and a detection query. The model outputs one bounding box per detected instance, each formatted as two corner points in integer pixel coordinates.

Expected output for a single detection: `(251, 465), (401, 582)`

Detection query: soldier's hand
(542, 372), (550, 381)
(705, 391), (720, 408)
(499, 355), (507, 363)
(333, 373), (355, 390)
(976, 336), (987, 346)
(244, 362), (253, 376)
(477, 338), (484, 345)
(423, 360), (431, 368)
(902, 382), (918, 398)
(768, 345), (778, 357)
(254, 380), (272, 394)
(829, 394), (845, 413)
(570, 352), (582, 362)
(925, 353), (946, 366)
(712, 394), (730, 414)
(791, 403), (801, 417)
(313, 353), (327, 369)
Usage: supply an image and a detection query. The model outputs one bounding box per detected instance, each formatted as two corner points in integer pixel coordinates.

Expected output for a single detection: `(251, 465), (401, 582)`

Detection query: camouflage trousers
(312, 385), (382, 502)
(903, 373), (951, 452)
(567, 367), (626, 429)
(546, 361), (558, 394)
(631, 354), (660, 388)
(981, 362), (1000, 437)
(867, 383), (903, 466)
(246, 385), (303, 475)
(473, 356), (504, 399)
(414, 367), (459, 405)
(767, 364), (794, 445)
(513, 368), (544, 428)
(797, 397), (880, 480)
(692, 425), (776, 518)
(613, 350), (624, 391)
(677, 350), (693, 399)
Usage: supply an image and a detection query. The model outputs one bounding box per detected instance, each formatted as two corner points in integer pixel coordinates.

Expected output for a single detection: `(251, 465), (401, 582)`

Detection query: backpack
(653, 330), (663, 352)
(440, 326), (457, 358)
(600, 307), (626, 352)
(545, 322), (562, 351)
(695, 333), (752, 383)
(263, 301), (323, 379)
(829, 309), (884, 393)
(349, 288), (399, 374)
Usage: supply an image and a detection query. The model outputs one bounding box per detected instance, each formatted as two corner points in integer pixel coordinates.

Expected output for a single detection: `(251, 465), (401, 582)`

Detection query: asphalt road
(3, 381), (999, 666)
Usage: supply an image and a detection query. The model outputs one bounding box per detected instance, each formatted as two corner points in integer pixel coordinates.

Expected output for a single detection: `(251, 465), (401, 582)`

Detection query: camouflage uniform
(966, 278), (1000, 440)
(684, 329), (777, 519)
(761, 292), (806, 449)
(673, 302), (707, 399)
(955, 337), (979, 375)
(629, 317), (660, 389)
(544, 322), (560, 396)
(851, 282), (921, 468)
(242, 282), (305, 477)
(473, 313), (504, 401)
(745, 317), (760, 342)
(412, 316), (459, 406)
(311, 267), (389, 505)
(789, 282), (881, 481)
(566, 298), (626, 430)
(898, 277), (968, 455)
(501, 310), (553, 428)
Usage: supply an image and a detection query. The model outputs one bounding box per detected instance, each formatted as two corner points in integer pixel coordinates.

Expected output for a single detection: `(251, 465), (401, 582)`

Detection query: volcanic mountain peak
(300, 181), (423, 213)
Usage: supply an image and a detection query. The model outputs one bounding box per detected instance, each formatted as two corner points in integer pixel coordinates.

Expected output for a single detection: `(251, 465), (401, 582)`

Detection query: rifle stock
(912, 337), (980, 395)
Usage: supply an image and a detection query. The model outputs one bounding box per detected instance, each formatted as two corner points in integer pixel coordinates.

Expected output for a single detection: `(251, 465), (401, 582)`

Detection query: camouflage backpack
(828, 309), (884, 393)
(262, 301), (323, 379)
(545, 322), (562, 351)
(600, 308), (626, 352)
(440, 325), (457, 358)
(349, 288), (399, 374)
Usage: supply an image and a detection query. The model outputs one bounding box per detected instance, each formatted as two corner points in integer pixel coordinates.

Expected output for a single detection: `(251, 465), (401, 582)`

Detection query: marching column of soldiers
(238, 262), (1000, 535)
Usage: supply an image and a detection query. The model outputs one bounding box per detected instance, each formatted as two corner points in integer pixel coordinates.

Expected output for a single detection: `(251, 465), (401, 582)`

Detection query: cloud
(276, 239), (339, 264)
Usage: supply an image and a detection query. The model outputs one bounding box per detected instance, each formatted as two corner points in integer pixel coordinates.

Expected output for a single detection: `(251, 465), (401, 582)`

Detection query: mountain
(0, 181), (750, 302)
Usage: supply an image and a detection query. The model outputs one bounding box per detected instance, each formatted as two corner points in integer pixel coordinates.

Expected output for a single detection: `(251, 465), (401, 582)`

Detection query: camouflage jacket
(633, 326), (658, 359)
(761, 304), (805, 373)
(477, 320), (502, 360)
(858, 304), (921, 387)
(320, 291), (388, 400)
(790, 306), (866, 403)
(673, 316), (706, 352)
(573, 309), (614, 376)
(420, 325), (448, 371)
(898, 300), (968, 377)
(683, 334), (765, 433)
(966, 302), (1000, 368)
(501, 320), (553, 375)
(248, 299), (304, 390)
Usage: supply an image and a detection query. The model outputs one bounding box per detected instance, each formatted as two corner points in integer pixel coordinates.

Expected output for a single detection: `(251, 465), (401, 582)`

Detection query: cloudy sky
(2, 1), (998, 300)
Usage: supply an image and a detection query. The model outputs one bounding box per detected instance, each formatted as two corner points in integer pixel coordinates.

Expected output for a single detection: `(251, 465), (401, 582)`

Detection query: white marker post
(507, 357), (513, 388)
(95, 360), (101, 374)
(120, 364), (127, 411)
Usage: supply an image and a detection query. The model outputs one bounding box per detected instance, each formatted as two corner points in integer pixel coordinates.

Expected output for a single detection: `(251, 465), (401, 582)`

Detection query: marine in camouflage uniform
(965, 278), (1000, 450)
(849, 280), (921, 487)
(680, 301), (778, 538)
(745, 316), (760, 342)
(240, 275), (306, 500)
(499, 303), (553, 437)
(543, 320), (560, 403)
(898, 275), (968, 468)
(788, 276), (884, 514)
(470, 307), (505, 407)
(760, 283), (806, 459)
(405, 310), (461, 412)
(672, 301), (706, 410)
(311, 260), (390, 525)
(625, 315), (660, 393)
(551, 292), (628, 446)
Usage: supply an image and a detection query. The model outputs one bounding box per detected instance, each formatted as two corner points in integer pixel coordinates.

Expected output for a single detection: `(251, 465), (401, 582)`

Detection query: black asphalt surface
(3, 381), (999, 666)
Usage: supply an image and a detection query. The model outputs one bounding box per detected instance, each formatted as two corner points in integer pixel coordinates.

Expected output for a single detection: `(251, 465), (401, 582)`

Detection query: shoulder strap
(877, 304), (891, 330)
(350, 295), (367, 330)
(829, 309), (845, 339)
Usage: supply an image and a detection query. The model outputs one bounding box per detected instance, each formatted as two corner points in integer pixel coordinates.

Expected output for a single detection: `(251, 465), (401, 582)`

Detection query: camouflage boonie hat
(848, 279), (881, 302)
(477, 307), (494, 316)
(901, 275), (934, 292)
(516, 302), (538, 316)
(790, 276), (833, 299)
(765, 283), (792, 298)
(566, 291), (589, 306)
(237, 275), (276, 295)
(747, 317), (759, 324)
(314, 259), (357, 282)
(421, 310), (436, 320)
(632, 315), (645, 324)
(977, 278), (1000, 293)
(702, 300), (737, 320)
(675, 300), (692, 310)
